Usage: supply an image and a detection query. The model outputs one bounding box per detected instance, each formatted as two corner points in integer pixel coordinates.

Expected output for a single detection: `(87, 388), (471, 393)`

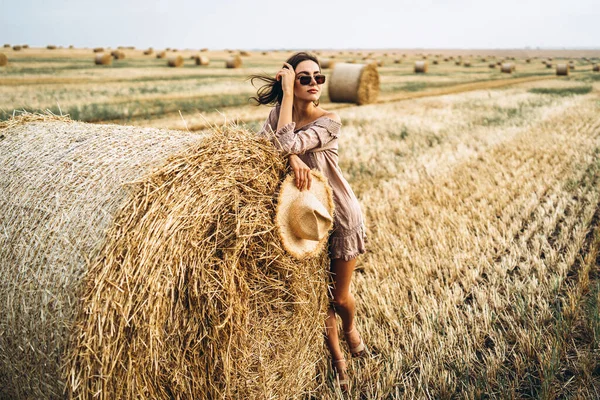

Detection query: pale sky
(1, 0), (599, 50)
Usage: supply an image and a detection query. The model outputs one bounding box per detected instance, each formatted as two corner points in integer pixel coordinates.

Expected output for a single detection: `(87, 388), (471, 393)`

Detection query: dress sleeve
(257, 106), (280, 138)
(271, 118), (341, 155)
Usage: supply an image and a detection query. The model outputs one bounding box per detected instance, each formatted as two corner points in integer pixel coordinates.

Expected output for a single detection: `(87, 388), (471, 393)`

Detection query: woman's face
(293, 60), (322, 103)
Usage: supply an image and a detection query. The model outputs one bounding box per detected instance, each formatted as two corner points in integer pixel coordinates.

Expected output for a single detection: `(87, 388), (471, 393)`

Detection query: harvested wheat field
(1, 46), (600, 399)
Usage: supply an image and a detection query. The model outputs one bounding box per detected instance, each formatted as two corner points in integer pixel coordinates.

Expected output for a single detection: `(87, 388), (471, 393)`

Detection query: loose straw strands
(0, 119), (329, 399)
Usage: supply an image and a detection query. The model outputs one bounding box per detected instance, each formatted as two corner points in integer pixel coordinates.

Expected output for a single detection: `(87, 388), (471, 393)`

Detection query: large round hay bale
(0, 53), (7, 66)
(320, 58), (335, 69)
(556, 63), (569, 76)
(501, 63), (515, 73)
(195, 55), (210, 65)
(414, 60), (428, 73)
(168, 55), (184, 67)
(225, 55), (242, 68)
(0, 116), (328, 399)
(593, 64), (599, 72)
(111, 50), (126, 60)
(94, 53), (112, 65)
(328, 62), (380, 105)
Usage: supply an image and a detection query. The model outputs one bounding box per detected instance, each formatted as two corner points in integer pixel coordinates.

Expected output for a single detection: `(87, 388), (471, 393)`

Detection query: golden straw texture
(0, 53), (7, 66)
(556, 63), (569, 76)
(0, 118), (329, 399)
(94, 53), (112, 66)
(328, 62), (380, 105)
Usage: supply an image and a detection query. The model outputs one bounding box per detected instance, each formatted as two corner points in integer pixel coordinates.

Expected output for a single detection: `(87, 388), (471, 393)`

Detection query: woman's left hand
(288, 154), (312, 191)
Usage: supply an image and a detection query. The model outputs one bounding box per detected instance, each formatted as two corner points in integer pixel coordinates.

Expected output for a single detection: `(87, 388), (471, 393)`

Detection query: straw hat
(276, 171), (335, 260)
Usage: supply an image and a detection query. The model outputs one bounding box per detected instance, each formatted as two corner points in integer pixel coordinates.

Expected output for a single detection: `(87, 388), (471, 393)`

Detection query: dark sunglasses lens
(299, 76), (312, 85)
(315, 75), (326, 84)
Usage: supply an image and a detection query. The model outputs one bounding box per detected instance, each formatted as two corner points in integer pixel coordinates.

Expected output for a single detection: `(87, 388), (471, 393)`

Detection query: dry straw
(195, 55), (210, 65)
(167, 55), (184, 67)
(226, 54), (242, 68)
(414, 60), (428, 73)
(328, 62), (380, 105)
(94, 53), (112, 66)
(556, 63), (569, 76)
(0, 53), (7, 67)
(0, 115), (329, 399)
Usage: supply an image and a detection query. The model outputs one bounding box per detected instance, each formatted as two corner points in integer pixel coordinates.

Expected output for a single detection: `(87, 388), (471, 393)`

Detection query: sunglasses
(297, 74), (326, 85)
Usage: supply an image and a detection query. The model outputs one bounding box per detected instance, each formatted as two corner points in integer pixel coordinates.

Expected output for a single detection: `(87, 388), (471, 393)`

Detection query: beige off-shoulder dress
(259, 105), (367, 261)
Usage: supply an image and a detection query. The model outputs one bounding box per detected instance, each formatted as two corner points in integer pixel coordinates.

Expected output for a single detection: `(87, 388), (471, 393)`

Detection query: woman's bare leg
(323, 256), (362, 386)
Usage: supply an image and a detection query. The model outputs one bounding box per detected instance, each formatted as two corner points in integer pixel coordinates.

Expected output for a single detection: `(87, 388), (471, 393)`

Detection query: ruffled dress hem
(328, 223), (367, 261)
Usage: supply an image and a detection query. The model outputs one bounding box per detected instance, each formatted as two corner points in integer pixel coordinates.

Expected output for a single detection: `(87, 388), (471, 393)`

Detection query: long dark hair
(249, 52), (321, 106)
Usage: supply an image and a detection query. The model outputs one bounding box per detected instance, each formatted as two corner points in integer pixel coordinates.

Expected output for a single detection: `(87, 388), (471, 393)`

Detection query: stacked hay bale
(0, 53), (7, 66)
(94, 53), (112, 65)
(0, 115), (329, 400)
(556, 63), (569, 76)
(195, 55), (210, 65)
(226, 54), (242, 68)
(328, 62), (379, 105)
(168, 55), (184, 67)
(414, 60), (428, 73)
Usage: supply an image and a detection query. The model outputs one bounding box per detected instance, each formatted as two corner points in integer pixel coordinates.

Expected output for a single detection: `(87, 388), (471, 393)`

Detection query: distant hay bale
(320, 58), (336, 69)
(200, 48), (208, 52)
(156, 51), (166, 59)
(12, 45), (22, 51)
(546, 63), (553, 68)
(0, 53), (7, 66)
(111, 50), (125, 60)
(3, 44), (9, 48)
(167, 55), (184, 67)
(526, 58), (531, 63)
(556, 63), (569, 76)
(22, 44), (29, 49)
(195, 55), (209, 65)
(0, 117), (328, 400)
(143, 48), (154, 55)
(240, 50), (251, 56)
(489, 63), (496, 68)
(463, 61), (471, 67)
(393, 59), (402, 64)
(94, 53), (112, 66)
(568, 62), (576, 70)
(455, 60), (462, 66)
(432, 59), (439, 65)
(47, 45), (57, 50)
(261, 51), (269, 55)
(225, 55), (242, 68)
(593, 64), (599, 72)
(328, 62), (379, 105)
(68, 45), (74, 49)
(93, 47), (104, 53)
(501, 63), (515, 73)
(481, 58), (487, 62)
(414, 60), (428, 73)
(347, 59), (356, 64)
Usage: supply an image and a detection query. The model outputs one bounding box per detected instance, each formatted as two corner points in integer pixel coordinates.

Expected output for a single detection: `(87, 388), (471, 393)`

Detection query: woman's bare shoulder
(320, 110), (341, 124)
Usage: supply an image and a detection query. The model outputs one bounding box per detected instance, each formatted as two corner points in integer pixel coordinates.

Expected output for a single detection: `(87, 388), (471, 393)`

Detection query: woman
(251, 52), (367, 391)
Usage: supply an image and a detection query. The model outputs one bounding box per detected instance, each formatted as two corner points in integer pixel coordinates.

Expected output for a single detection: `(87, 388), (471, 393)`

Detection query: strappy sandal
(332, 358), (349, 392)
(344, 326), (367, 358)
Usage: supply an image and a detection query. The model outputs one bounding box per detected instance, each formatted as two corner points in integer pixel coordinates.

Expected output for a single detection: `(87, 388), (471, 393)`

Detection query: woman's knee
(330, 292), (353, 310)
